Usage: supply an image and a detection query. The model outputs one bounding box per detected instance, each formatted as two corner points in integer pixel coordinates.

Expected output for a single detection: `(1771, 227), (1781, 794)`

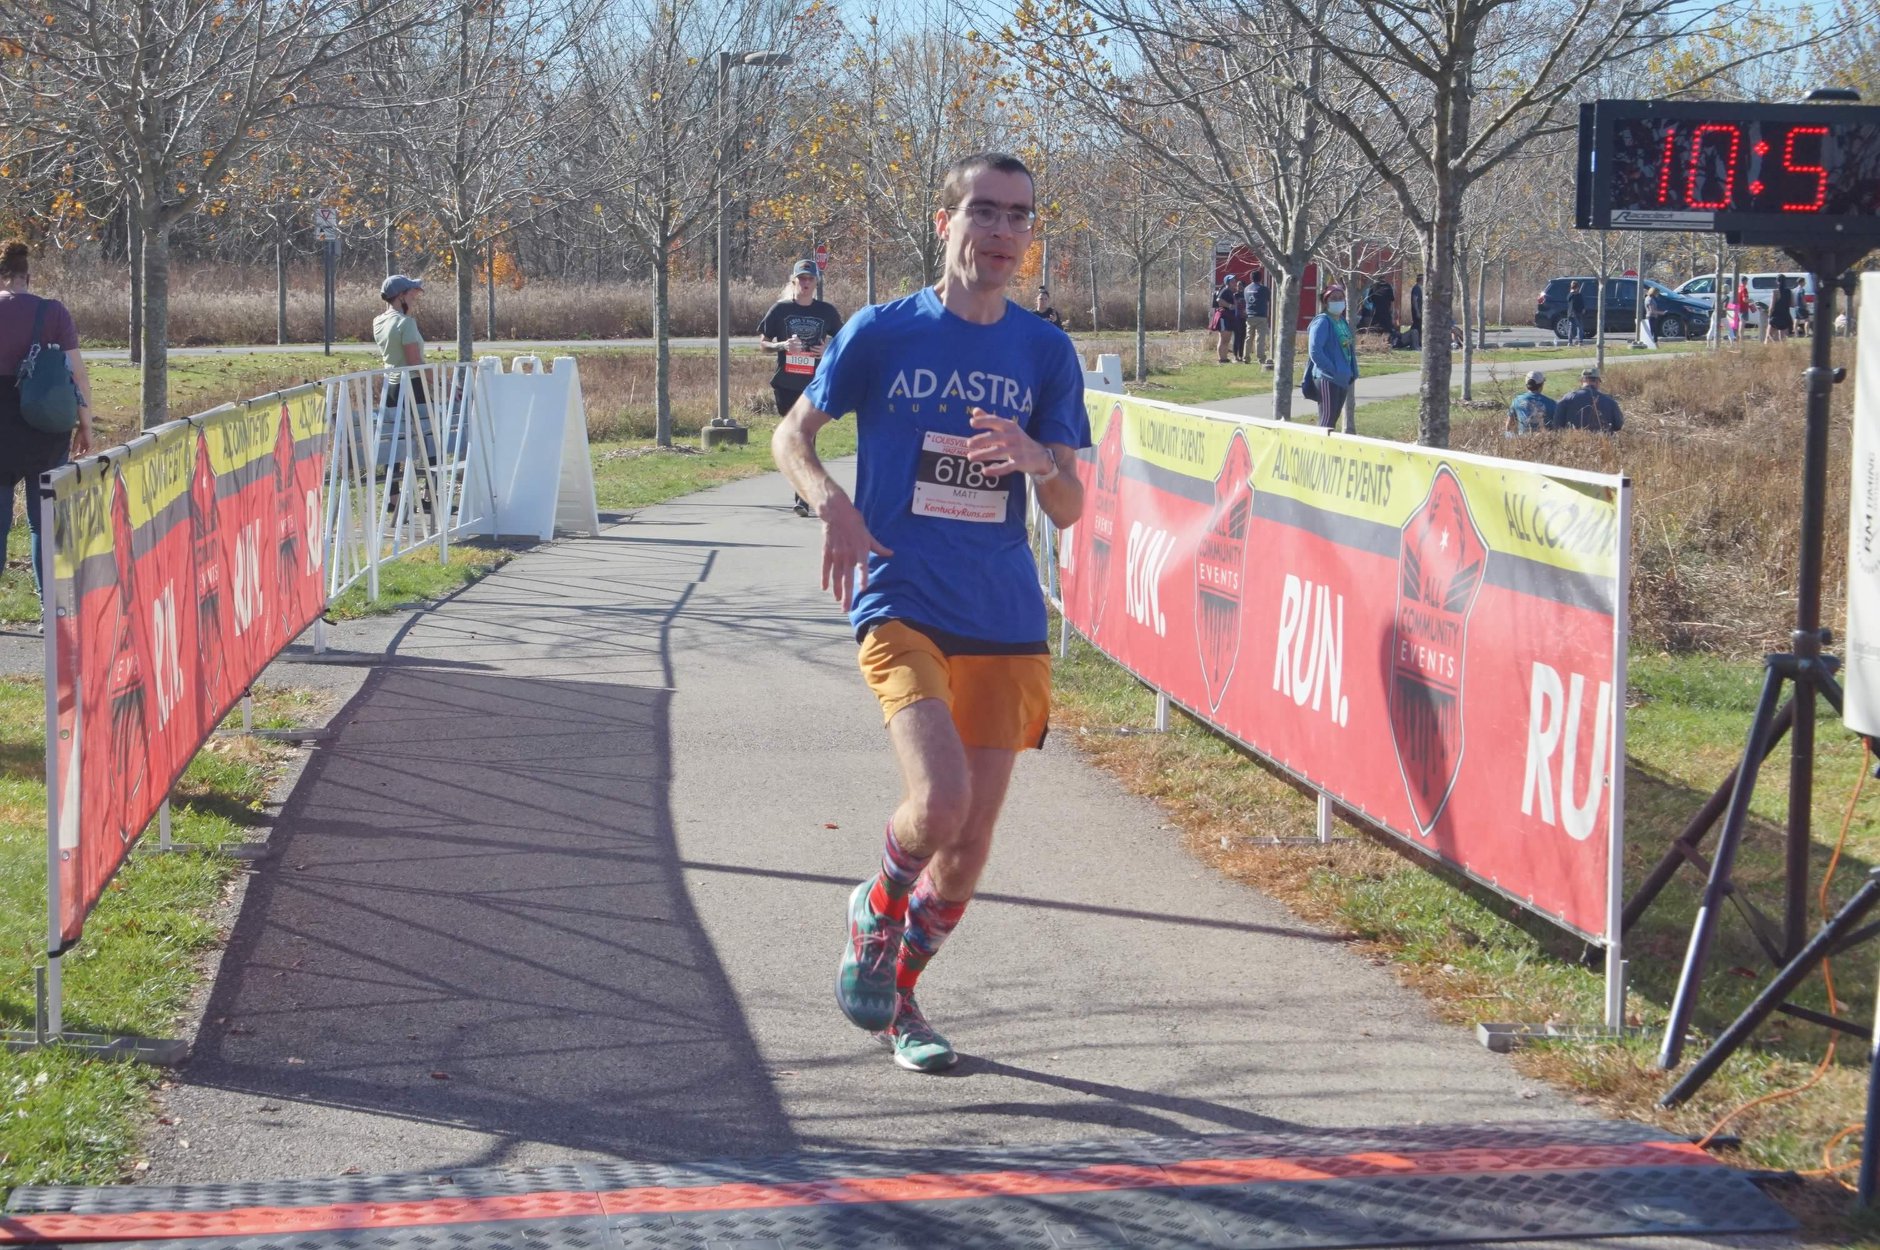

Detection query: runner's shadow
(942, 1057), (1301, 1138)
(179, 533), (795, 1165)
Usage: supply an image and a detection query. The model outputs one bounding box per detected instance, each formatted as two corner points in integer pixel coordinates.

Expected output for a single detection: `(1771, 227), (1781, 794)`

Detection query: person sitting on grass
(1505, 370), (1555, 436)
(1552, 367), (1623, 434)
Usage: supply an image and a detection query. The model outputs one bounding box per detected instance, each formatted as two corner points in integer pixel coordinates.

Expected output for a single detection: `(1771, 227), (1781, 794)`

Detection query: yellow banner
(50, 388), (329, 577)
(1086, 392), (1622, 582)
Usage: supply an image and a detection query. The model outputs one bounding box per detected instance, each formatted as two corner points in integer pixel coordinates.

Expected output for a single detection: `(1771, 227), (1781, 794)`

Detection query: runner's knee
(904, 779), (973, 843)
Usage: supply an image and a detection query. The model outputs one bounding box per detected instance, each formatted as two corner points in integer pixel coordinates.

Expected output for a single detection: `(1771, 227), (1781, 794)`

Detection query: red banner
(45, 388), (328, 948)
(1058, 395), (1629, 943)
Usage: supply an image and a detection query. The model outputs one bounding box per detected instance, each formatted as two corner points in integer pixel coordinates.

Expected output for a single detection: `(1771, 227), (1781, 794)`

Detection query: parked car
(1532, 276), (1711, 340)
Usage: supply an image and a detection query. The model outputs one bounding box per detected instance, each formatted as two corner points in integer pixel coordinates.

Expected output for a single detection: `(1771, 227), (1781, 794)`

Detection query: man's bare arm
(771, 395), (892, 609)
(961, 409), (1084, 530)
(1031, 443), (1084, 530)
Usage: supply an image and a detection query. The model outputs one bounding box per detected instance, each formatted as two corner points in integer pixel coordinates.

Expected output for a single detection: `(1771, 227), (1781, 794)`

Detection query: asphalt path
(40, 458), (1778, 1248)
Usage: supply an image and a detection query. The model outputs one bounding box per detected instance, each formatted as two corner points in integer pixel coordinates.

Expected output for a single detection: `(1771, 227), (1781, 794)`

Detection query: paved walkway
(88, 464), (1790, 1248)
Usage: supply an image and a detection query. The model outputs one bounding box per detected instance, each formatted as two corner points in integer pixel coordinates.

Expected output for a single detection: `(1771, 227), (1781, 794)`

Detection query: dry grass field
(33, 257), (1216, 346)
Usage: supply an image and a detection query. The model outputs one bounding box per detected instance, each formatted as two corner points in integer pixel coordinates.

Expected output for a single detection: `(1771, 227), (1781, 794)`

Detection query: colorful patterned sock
(898, 877), (969, 992)
(867, 822), (930, 922)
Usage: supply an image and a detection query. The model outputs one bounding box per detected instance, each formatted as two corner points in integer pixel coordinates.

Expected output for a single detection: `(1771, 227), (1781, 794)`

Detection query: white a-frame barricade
(474, 355), (601, 541)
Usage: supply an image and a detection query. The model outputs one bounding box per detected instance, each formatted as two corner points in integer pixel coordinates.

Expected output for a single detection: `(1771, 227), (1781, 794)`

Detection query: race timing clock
(1577, 98), (1880, 242)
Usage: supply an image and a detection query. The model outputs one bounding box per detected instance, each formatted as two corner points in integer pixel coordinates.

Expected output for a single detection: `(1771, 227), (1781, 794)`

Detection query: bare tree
(1266, 0), (1839, 446)
(0, 0), (422, 426)
(582, 0), (806, 444)
(999, 0), (1390, 418)
(345, 0), (601, 363)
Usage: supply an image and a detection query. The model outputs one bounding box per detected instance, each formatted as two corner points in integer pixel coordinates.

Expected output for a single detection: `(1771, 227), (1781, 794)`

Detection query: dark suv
(1532, 276), (1711, 340)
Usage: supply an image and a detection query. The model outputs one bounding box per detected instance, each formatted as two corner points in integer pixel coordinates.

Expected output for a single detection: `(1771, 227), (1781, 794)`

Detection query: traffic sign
(313, 205), (340, 242)
(814, 243), (829, 272)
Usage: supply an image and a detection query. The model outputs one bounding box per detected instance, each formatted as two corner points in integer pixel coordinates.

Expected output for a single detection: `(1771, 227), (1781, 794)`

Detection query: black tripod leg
(1663, 870), (1880, 1107)
(1659, 664), (1790, 1070)
(1862, 1017), (1880, 1206)
(1624, 697), (1795, 934)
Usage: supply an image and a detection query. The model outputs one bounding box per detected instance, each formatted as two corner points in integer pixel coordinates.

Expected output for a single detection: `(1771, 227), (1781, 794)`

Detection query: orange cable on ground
(1693, 742), (1870, 1157)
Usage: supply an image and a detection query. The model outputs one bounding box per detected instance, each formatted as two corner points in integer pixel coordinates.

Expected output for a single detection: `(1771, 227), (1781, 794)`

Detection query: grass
(325, 543), (514, 620)
(1124, 339), (1707, 409)
(86, 350), (426, 445)
(0, 679), (318, 1190)
(593, 419), (858, 512)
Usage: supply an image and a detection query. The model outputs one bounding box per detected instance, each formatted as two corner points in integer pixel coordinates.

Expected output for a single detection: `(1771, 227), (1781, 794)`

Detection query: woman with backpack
(0, 239), (92, 605)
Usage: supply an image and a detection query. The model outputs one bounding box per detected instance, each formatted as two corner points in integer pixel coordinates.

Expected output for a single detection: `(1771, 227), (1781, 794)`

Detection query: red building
(1212, 241), (1407, 332)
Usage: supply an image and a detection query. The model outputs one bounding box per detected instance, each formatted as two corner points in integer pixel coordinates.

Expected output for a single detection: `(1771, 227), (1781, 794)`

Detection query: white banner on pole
(1845, 272), (1880, 737)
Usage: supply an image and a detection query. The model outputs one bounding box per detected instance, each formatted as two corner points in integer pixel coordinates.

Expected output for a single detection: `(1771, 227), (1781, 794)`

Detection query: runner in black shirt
(758, 259), (844, 515)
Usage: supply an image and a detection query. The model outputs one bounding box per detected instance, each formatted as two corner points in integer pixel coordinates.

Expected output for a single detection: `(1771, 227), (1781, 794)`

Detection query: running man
(771, 152), (1090, 1072)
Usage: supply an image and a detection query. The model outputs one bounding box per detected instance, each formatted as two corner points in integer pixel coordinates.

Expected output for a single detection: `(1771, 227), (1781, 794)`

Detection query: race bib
(913, 430), (1014, 524)
(784, 352), (817, 376)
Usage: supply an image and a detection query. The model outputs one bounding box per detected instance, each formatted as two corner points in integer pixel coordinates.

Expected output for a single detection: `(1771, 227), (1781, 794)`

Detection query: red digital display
(1583, 100), (1880, 239)
(1783, 125), (1829, 211)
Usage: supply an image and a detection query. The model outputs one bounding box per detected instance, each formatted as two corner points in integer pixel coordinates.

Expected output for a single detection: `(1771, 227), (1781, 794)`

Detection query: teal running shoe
(835, 880), (903, 1032)
(876, 991), (958, 1072)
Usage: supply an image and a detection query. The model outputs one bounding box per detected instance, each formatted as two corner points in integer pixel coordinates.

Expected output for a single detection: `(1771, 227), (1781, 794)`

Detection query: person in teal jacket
(1307, 284), (1358, 430)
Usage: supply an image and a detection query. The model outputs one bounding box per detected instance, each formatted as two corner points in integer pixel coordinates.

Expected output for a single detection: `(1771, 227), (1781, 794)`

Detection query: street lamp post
(718, 48), (793, 429)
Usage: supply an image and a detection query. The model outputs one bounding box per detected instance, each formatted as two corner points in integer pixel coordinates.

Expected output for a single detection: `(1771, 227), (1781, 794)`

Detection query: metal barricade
(322, 362), (495, 603)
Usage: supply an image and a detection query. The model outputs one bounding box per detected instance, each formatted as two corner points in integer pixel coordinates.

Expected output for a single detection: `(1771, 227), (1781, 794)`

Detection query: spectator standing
(1211, 277), (1237, 363)
(1505, 370), (1556, 436)
(1639, 287), (1662, 349)
(1554, 367), (1624, 433)
(1768, 277), (1794, 343)
(1033, 286), (1064, 328)
(0, 239), (92, 607)
(1409, 273), (1424, 347)
(1245, 269), (1271, 367)
(1228, 277), (1249, 363)
(1368, 276), (1396, 342)
(373, 275), (435, 513)
(1727, 281), (1748, 348)
(374, 274), (426, 372)
(759, 259), (845, 516)
(1794, 284), (1811, 338)
(1307, 284), (1359, 431)
(1565, 281), (1586, 346)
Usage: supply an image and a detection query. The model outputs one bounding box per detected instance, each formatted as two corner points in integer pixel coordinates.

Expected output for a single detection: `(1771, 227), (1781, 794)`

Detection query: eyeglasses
(951, 201), (1037, 232)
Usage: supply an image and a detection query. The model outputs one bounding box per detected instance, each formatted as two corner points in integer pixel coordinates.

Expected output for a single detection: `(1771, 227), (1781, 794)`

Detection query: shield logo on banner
(1195, 430), (1253, 711)
(274, 406), (304, 637)
(191, 430), (227, 725)
(1085, 401), (1126, 639)
(1388, 465), (1486, 837)
(105, 475), (151, 847)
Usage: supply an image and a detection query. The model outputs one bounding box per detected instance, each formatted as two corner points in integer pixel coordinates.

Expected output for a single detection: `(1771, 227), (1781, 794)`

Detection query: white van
(1675, 272), (1817, 328)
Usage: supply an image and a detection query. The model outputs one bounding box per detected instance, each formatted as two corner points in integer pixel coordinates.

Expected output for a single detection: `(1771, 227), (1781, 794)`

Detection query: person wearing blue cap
(374, 274), (426, 370)
(373, 275), (430, 513)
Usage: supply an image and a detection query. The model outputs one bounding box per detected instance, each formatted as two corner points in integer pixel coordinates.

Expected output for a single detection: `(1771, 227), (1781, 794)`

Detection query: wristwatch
(1029, 458), (1060, 484)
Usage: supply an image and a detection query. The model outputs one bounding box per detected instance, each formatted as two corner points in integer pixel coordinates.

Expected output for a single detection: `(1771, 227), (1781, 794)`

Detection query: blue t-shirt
(805, 287), (1092, 646)
(1508, 391), (1556, 434)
